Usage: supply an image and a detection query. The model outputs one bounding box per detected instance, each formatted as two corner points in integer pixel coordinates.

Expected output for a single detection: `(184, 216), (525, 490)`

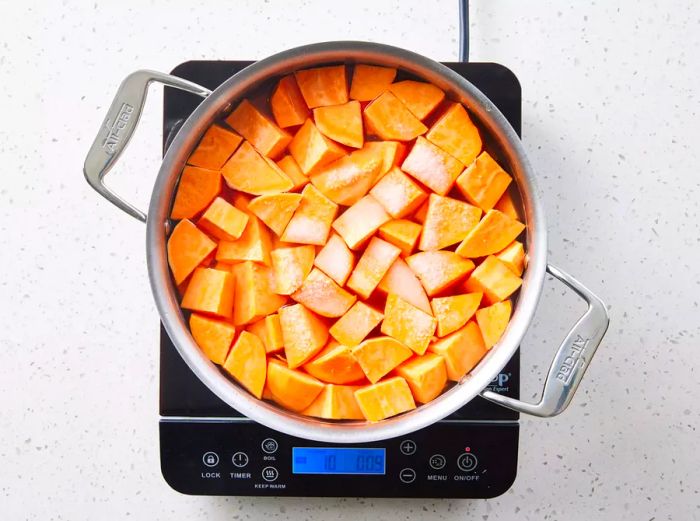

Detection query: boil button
(457, 453), (478, 472)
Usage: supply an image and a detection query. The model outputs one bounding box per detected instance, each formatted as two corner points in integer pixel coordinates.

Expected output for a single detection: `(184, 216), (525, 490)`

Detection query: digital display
(292, 447), (386, 475)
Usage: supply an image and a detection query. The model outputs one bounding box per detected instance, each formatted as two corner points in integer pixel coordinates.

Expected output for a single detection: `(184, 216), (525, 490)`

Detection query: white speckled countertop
(1, 0), (699, 518)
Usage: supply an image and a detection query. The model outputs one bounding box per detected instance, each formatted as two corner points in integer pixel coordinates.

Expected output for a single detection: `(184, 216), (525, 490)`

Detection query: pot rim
(147, 41), (547, 443)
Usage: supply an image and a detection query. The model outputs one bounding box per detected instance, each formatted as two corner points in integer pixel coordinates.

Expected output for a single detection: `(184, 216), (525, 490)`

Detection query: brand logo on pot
(556, 335), (589, 385)
(102, 103), (134, 155)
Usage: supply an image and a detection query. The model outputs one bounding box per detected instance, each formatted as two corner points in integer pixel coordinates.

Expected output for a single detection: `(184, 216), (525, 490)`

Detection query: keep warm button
(457, 453), (478, 472)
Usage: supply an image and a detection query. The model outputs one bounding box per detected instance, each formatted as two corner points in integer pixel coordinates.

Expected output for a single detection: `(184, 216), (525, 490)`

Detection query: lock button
(202, 451), (219, 467)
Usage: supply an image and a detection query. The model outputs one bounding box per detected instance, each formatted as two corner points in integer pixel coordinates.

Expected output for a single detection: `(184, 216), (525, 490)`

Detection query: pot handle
(480, 264), (610, 417)
(83, 70), (211, 222)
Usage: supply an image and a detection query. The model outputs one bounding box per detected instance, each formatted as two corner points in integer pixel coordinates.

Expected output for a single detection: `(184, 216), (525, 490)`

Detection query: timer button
(399, 468), (416, 483)
(232, 451), (249, 468)
(399, 439), (417, 455)
(429, 454), (446, 470)
(261, 438), (279, 454)
(457, 452), (478, 472)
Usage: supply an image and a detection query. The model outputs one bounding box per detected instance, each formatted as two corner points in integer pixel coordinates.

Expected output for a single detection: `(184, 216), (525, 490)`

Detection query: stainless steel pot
(83, 41), (609, 443)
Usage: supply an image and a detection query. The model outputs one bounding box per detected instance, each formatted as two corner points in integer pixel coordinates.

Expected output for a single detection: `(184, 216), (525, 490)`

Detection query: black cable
(458, 0), (470, 62)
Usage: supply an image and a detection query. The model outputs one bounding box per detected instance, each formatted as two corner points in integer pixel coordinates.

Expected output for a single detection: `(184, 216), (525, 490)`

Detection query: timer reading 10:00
(292, 447), (386, 475)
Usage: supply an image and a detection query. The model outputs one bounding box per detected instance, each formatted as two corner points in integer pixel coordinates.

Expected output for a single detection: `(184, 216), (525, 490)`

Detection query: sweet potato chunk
(429, 321), (486, 380)
(289, 119), (346, 175)
(231, 261), (286, 325)
(431, 292), (482, 337)
(347, 237), (401, 299)
(221, 141), (294, 195)
(223, 331), (267, 399)
(295, 65), (348, 108)
(216, 213), (272, 265)
(363, 91), (428, 141)
(187, 125), (242, 170)
(314, 101), (364, 148)
(426, 102), (482, 166)
(309, 144), (383, 205)
(475, 300), (512, 349)
(378, 219), (422, 256)
(456, 151), (512, 211)
(303, 341), (366, 384)
(247, 313), (284, 353)
(401, 136), (464, 195)
(396, 353), (447, 403)
(189, 313), (236, 364)
(167, 219), (217, 285)
(349, 64), (396, 101)
(181, 267), (234, 318)
(270, 245), (315, 295)
(381, 294), (437, 355)
(225, 99), (291, 158)
(198, 197), (249, 241)
(267, 359), (324, 411)
(170, 166), (222, 220)
(388, 80), (445, 120)
(406, 251), (475, 297)
(370, 166), (428, 219)
(329, 301), (384, 346)
(496, 240), (525, 276)
(248, 193), (303, 237)
(494, 190), (520, 220)
(463, 256), (522, 305)
(352, 336), (412, 383)
(302, 384), (364, 420)
(419, 194), (481, 251)
(455, 209), (525, 258)
(354, 376), (416, 421)
(363, 141), (407, 179)
(279, 303), (329, 368)
(270, 75), (309, 128)
(276, 154), (309, 191)
(281, 184), (338, 245)
(292, 268), (357, 318)
(412, 199), (430, 224)
(377, 258), (432, 315)
(314, 233), (355, 286)
(332, 194), (390, 250)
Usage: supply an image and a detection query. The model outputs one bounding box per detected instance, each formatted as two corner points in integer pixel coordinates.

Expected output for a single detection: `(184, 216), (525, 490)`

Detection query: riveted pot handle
(481, 264), (610, 417)
(83, 70), (211, 222)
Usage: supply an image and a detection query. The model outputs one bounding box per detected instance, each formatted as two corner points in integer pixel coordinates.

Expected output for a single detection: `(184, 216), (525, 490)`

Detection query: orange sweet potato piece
(352, 336), (412, 383)
(270, 75), (309, 128)
(267, 359), (325, 411)
(221, 141), (294, 195)
(426, 102), (482, 166)
(401, 136), (464, 195)
(396, 353), (447, 403)
(406, 251), (475, 297)
(381, 293), (437, 355)
(225, 99), (291, 158)
(187, 125), (242, 170)
(276, 154), (309, 191)
(431, 292), (482, 337)
(464, 256), (522, 305)
(314, 233), (355, 286)
(354, 376), (416, 421)
(279, 303), (329, 368)
(419, 194), (482, 251)
(294, 65), (348, 108)
(363, 91), (428, 141)
(247, 313), (284, 353)
(167, 219), (217, 284)
(271, 245), (315, 295)
(329, 301), (384, 346)
(475, 300), (512, 349)
(181, 267), (235, 318)
(369, 166), (428, 219)
(455, 209), (525, 258)
(303, 341), (366, 384)
(189, 313), (236, 364)
(388, 80), (445, 120)
(429, 321), (486, 380)
(314, 101), (364, 149)
(248, 193), (303, 237)
(347, 237), (401, 299)
(378, 219), (422, 256)
(496, 240), (525, 276)
(231, 261), (286, 325)
(309, 144), (383, 205)
(230, 192), (253, 212)
(349, 64), (396, 101)
(213, 261), (233, 272)
(363, 141), (407, 180)
(412, 199), (430, 224)
(289, 119), (346, 175)
(292, 268), (356, 318)
(332, 194), (390, 250)
(216, 213), (272, 265)
(455, 151), (512, 211)
(377, 258), (432, 315)
(302, 384), (364, 420)
(198, 197), (249, 241)
(222, 330), (267, 399)
(281, 184), (338, 245)
(494, 190), (520, 220)
(170, 166), (222, 220)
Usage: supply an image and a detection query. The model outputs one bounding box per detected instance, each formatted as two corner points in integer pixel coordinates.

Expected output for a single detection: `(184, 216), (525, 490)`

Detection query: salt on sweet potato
(455, 151), (513, 211)
(231, 261), (286, 326)
(276, 155), (309, 191)
(388, 80), (445, 120)
(198, 197), (249, 241)
(378, 219), (422, 256)
(167, 219), (217, 284)
(314, 101), (364, 149)
(266, 359), (324, 411)
(395, 353), (447, 403)
(223, 331), (267, 399)
(381, 293), (437, 355)
(426, 102), (482, 166)
(216, 213), (272, 265)
(428, 321), (487, 380)
(347, 237), (401, 299)
(289, 119), (346, 175)
(463, 255), (522, 305)
(303, 341), (366, 385)
(332, 194), (391, 250)
(270, 75), (309, 128)
(221, 141), (294, 195)
(302, 384), (365, 420)
(430, 292), (482, 337)
(270, 245), (315, 295)
(225, 99), (291, 159)
(309, 144), (383, 205)
(363, 91), (428, 141)
(170, 166), (222, 220)
(406, 250), (475, 297)
(349, 64), (396, 101)
(455, 209), (525, 258)
(248, 193), (303, 237)
(247, 313), (284, 354)
(181, 267), (235, 318)
(291, 268), (357, 318)
(187, 125), (242, 170)
(377, 258), (432, 315)
(279, 303), (329, 368)
(352, 336), (412, 384)
(401, 136), (464, 196)
(475, 300), (512, 349)
(363, 141), (407, 180)
(295, 65), (349, 108)
(281, 184), (338, 245)
(189, 313), (236, 365)
(496, 240), (525, 276)
(329, 301), (384, 347)
(419, 194), (482, 251)
(314, 233), (355, 286)
(370, 166), (428, 219)
(354, 376), (416, 421)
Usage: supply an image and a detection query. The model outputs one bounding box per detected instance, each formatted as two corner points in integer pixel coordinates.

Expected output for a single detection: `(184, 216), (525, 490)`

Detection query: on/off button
(457, 453), (478, 472)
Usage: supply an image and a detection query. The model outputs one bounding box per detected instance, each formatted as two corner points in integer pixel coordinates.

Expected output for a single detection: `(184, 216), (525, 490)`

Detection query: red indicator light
(465, 447), (471, 452)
